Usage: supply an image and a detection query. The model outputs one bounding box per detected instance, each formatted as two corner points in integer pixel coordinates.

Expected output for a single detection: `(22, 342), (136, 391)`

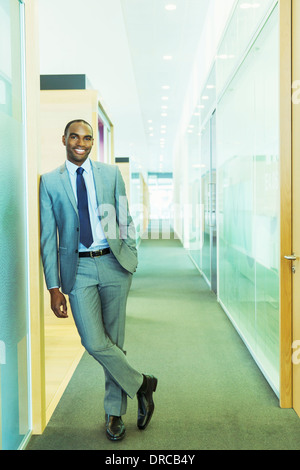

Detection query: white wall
(38, 0), (149, 165)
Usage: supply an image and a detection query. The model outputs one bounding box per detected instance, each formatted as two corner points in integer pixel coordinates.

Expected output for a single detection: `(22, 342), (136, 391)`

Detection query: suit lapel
(59, 163), (78, 215)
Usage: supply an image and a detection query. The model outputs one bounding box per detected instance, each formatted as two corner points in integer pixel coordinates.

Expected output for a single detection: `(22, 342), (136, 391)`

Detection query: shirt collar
(66, 158), (91, 175)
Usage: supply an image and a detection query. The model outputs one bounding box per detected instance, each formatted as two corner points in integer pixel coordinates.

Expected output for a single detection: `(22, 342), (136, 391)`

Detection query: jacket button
(75, 249), (78, 253)
(77, 227), (79, 232)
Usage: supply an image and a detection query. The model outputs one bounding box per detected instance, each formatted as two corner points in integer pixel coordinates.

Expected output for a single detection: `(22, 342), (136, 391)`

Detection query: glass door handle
(284, 254), (298, 260)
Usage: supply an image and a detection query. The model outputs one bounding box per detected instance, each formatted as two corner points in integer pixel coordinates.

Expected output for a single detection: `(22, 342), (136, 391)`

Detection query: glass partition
(217, 3), (280, 392)
(0, 0), (30, 449)
(217, 0), (278, 96)
(186, 0), (280, 393)
(187, 65), (217, 292)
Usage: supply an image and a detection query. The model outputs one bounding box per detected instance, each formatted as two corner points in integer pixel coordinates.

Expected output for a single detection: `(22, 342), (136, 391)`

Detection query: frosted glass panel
(187, 64), (217, 288)
(0, 0), (30, 450)
(217, 0), (278, 97)
(201, 124), (211, 284)
(217, 5), (280, 391)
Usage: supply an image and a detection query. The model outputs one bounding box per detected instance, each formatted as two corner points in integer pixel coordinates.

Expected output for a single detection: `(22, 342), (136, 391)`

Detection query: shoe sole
(106, 429), (126, 441)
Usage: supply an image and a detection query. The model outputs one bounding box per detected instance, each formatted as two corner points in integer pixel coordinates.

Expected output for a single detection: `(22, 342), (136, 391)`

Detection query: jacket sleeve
(39, 176), (60, 289)
(114, 166), (137, 255)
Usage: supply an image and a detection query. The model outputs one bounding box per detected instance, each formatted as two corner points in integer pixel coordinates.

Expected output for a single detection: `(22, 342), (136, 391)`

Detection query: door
(210, 111), (217, 294)
(291, 0), (300, 417)
(200, 110), (217, 294)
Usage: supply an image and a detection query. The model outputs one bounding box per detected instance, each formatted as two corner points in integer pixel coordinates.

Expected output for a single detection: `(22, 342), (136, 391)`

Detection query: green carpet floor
(27, 235), (300, 450)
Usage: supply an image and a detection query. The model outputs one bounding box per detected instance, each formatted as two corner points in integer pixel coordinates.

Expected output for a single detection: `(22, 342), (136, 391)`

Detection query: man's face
(62, 121), (94, 165)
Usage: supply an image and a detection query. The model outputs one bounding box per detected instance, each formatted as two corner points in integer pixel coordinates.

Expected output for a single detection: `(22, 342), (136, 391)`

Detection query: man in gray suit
(40, 119), (157, 441)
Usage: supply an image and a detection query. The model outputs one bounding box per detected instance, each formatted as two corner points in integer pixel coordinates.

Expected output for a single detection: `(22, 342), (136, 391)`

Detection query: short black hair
(64, 119), (93, 137)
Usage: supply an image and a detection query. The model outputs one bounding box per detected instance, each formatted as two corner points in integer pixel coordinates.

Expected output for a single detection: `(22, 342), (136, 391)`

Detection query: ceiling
(38, 0), (210, 174)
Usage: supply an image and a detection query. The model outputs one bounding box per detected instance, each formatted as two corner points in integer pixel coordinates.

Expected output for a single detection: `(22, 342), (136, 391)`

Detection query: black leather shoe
(105, 414), (126, 441)
(137, 374), (158, 430)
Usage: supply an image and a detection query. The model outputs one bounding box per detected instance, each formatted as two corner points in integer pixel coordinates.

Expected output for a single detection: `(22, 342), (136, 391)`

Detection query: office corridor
(27, 233), (300, 451)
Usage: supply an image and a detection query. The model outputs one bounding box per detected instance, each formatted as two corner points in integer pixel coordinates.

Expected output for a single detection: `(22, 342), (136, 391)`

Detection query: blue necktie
(76, 167), (93, 248)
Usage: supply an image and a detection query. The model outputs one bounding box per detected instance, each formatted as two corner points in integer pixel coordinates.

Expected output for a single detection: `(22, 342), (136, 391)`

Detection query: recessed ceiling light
(162, 96), (169, 101)
(216, 54), (235, 60)
(165, 4), (177, 11)
(163, 55), (173, 60)
(161, 113), (168, 117)
(161, 105), (168, 109)
(162, 85), (170, 90)
(240, 2), (260, 8)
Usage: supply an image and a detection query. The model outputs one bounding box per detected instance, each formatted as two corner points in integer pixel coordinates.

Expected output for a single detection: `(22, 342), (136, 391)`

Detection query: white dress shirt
(66, 158), (109, 252)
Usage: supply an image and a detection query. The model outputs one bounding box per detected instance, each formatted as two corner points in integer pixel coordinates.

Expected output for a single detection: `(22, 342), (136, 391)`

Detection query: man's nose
(77, 137), (85, 147)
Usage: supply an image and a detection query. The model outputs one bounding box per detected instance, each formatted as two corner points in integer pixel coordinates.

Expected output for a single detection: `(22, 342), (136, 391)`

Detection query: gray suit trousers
(68, 252), (143, 416)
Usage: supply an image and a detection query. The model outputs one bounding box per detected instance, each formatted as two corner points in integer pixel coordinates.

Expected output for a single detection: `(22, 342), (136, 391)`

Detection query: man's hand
(49, 288), (68, 318)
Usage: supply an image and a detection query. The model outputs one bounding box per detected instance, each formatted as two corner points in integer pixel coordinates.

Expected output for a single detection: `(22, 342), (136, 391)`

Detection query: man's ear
(62, 135), (66, 146)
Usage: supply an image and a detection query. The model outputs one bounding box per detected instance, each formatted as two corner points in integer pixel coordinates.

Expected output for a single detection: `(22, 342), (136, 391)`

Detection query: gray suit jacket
(40, 160), (138, 294)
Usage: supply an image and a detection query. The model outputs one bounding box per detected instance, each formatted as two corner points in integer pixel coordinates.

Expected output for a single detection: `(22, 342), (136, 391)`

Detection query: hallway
(27, 234), (300, 451)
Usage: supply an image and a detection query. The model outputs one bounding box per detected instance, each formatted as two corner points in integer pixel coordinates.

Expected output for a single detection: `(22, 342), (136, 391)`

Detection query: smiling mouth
(73, 148), (86, 155)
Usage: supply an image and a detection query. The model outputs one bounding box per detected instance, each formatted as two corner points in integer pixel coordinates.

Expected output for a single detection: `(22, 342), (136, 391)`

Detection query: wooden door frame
(280, 0), (293, 409)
